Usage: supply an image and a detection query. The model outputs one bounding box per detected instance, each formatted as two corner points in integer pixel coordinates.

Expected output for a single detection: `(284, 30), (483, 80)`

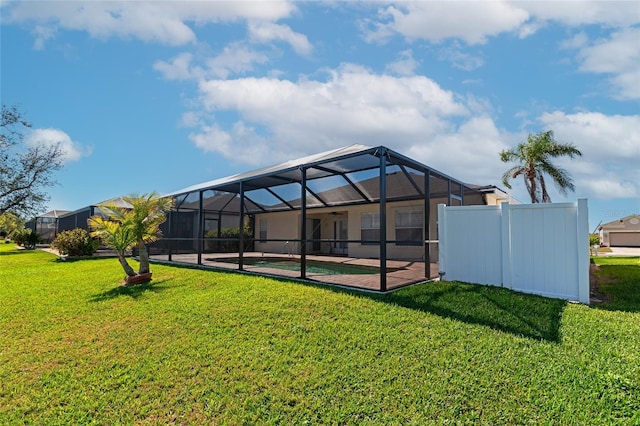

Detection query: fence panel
(438, 205), (502, 285)
(439, 200), (589, 303)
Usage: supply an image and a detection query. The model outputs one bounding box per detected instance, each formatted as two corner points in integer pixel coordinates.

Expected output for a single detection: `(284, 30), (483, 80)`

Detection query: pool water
(208, 256), (399, 275)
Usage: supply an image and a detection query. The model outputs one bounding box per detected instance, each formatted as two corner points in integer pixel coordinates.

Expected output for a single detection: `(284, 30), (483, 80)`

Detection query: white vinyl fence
(438, 199), (589, 303)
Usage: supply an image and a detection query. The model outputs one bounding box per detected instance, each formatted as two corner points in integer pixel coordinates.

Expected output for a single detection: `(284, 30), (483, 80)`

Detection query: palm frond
(539, 161), (575, 195)
(501, 165), (524, 189)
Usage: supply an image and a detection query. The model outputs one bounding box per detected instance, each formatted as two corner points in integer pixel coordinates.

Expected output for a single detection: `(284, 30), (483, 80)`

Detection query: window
(361, 212), (380, 245)
(395, 209), (423, 246)
(259, 219), (268, 242)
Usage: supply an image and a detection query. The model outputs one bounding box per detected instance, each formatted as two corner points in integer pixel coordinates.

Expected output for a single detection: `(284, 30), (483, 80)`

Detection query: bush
(52, 228), (98, 256)
(589, 233), (600, 246)
(205, 225), (253, 253)
(11, 228), (41, 249)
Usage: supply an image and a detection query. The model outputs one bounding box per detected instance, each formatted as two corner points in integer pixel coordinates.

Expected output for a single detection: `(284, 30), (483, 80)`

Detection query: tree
(88, 217), (137, 277)
(89, 193), (173, 282)
(500, 130), (582, 203)
(0, 104), (65, 217)
(0, 212), (24, 238)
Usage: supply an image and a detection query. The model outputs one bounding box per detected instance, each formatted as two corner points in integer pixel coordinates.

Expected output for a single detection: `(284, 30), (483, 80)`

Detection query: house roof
(600, 214), (640, 229)
(165, 144), (376, 196)
(58, 196), (132, 218)
(39, 210), (71, 218)
(164, 144), (480, 214)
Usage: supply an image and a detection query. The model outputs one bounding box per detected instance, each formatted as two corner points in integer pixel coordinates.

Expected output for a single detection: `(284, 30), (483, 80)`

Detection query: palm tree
(88, 215), (137, 277)
(122, 193), (173, 274)
(88, 192), (173, 282)
(500, 131), (582, 203)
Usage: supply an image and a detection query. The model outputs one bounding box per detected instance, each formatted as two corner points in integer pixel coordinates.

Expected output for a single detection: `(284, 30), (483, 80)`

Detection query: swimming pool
(207, 256), (400, 275)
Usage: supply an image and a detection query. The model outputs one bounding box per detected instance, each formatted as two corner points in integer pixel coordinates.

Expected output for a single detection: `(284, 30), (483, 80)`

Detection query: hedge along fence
(438, 200), (589, 304)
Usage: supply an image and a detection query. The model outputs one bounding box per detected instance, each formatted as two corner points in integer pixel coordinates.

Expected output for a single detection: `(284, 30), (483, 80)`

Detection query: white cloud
(573, 27), (640, 100)
(248, 21), (312, 55)
(385, 49), (419, 76)
(5, 1), (298, 47)
(539, 111), (640, 199)
(25, 128), (88, 164)
(155, 44), (271, 81)
(31, 25), (56, 50)
(186, 65), (520, 186)
(366, 1), (529, 44)
(363, 1), (639, 46)
(581, 177), (638, 200)
(196, 65), (468, 140)
(405, 116), (512, 186)
(188, 122), (269, 165)
(189, 123), (232, 154)
(187, 65), (635, 201)
(520, 1), (640, 28)
(180, 111), (202, 128)
(153, 52), (202, 81)
(438, 43), (484, 71)
(206, 43), (271, 79)
(539, 111), (640, 160)
(560, 32), (589, 50)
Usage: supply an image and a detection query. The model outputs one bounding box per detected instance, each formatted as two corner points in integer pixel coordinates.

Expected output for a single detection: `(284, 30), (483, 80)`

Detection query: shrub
(52, 228), (98, 256)
(205, 225), (253, 253)
(11, 228), (41, 249)
(589, 233), (600, 246)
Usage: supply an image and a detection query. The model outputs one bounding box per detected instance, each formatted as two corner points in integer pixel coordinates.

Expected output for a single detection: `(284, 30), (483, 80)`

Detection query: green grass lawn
(1, 244), (639, 425)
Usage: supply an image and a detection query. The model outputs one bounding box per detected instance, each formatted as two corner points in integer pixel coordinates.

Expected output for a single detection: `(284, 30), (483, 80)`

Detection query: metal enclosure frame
(153, 144), (485, 292)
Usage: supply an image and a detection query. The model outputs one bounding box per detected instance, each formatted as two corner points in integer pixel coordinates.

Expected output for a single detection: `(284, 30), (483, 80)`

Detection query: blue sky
(1, 1), (638, 230)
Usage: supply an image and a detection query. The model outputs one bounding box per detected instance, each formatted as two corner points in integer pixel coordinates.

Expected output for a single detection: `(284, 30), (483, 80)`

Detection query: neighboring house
(25, 210), (70, 243)
(57, 197), (132, 233)
(599, 215), (640, 247)
(468, 184), (517, 205)
(152, 191), (257, 254)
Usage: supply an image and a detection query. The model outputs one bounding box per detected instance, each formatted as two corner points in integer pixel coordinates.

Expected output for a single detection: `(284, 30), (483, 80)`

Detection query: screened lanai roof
(166, 144), (476, 214)
(166, 144), (375, 196)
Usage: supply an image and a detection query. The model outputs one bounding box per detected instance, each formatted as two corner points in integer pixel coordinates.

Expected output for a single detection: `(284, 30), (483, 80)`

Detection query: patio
(151, 252), (435, 291)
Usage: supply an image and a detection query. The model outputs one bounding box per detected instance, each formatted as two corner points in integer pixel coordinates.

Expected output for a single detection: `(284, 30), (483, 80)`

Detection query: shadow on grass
(378, 282), (567, 342)
(306, 280), (566, 343)
(53, 256), (117, 263)
(89, 279), (170, 302)
(0, 248), (40, 256)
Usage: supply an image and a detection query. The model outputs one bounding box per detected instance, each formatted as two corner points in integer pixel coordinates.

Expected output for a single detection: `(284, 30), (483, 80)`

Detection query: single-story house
(25, 210), (70, 243)
(57, 196), (133, 233)
(152, 144), (510, 292)
(599, 215), (640, 247)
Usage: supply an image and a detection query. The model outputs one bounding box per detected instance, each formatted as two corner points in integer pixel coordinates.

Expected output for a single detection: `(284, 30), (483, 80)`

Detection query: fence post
(437, 203), (446, 278)
(500, 202), (511, 289)
(577, 198), (590, 304)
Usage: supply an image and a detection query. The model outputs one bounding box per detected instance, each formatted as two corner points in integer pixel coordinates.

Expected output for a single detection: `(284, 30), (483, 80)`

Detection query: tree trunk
(540, 176), (551, 203)
(526, 167), (538, 203)
(137, 240), (150, 274)
(117, 252), (136, 277)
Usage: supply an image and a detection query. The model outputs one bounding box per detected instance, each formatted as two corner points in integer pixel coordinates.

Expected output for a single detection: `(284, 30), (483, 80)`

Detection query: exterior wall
(484, 193), (508, 206)
(58, 207), (94, 232)
(254, 210), (300, 254)
(600, 215), (640, 247)
(254, 199), (436, 260)
(348, 201), (426, 260)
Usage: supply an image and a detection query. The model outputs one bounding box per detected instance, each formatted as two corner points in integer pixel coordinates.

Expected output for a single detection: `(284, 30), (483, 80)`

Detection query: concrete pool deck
(150, 252), (437, 291)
